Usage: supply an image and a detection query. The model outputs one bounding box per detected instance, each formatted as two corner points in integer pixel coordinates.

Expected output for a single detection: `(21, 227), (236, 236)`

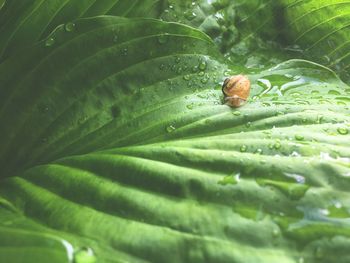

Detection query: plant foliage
(0, 0), (349, 262)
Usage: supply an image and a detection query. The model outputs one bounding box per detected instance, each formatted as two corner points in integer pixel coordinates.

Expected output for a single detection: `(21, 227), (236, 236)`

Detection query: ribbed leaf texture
(0, 1), (349, 263)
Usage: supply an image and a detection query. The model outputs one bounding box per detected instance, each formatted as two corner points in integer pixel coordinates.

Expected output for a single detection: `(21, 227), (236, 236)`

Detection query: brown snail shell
(222, 75), (250, 107)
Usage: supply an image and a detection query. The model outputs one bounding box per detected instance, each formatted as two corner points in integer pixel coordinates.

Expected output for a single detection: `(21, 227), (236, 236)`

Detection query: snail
(222, 75), (250, 107)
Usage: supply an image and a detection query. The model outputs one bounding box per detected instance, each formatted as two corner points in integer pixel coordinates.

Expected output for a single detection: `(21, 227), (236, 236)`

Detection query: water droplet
(337, 101), (347, 106)
(245, 122), (252, 128)
(328, 90), (341, 95)
(166, 125), (176, 133)
(186, 103), (194, 110)
(122, 48), (128, 56)
(45, 37), (55, 47)
(284, 173), (305, 184)
(233, 111), (241, 116)
(337, 127), (349, 135)
(290, 151), (301, 157)
(295, 135), (304, 141)
(240, 145), (247, 152)
(183, 74), (191, 81)
(255, 148), (263, 155)
(65, 22), (75, 32)
(184, 10), (197, 20)
(218, 173), (240, 186)
(201, 76), (209, 84)
(74, 247), (96, 263)
(274, 140), (281, 149)
(199, 61), (207, 71)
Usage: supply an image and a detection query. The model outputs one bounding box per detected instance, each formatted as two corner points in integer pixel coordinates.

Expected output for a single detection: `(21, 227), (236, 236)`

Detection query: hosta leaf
(160, 0), (304, 70)
(0, 16), (222, 176)
(160, 0), (350, 81)
(0, 0), (164, 60)
(279, 0), (350, 81)
(0, 14), (350, 262)
(0, 227), (74, 263)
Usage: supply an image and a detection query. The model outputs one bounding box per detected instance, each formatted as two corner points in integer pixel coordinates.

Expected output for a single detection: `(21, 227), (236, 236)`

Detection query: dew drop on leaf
(295, 135), (304, 141)
(240, 145), (247, 152)
(337, 127), (349, 135)
(233, 111), (241, 116)
(74, 247), (96, 263)
(218, 174), (239, 186)
(198, 61), (207, 71)
(166, 125), (176, 133)
(122, 48), (128, 56)
(186, 103), (194, 110)
(255, 148), (263, 155)
(201, 77), (208, 84)
(274, 140), (281, 149)
(328, 90), (341, 95)
(65, 22), (75, 32)
(184, 10), (197, 20)
(45, 37), (55, 47)
(183, 74), (191, 81)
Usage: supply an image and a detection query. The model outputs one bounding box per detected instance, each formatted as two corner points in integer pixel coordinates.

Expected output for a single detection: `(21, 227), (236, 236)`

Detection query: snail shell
(222, 75), (250, 107)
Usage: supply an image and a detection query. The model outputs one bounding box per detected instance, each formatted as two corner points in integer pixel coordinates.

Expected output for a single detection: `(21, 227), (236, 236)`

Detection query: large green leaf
(1, 1), (350, 263)
(0, 16), (222, 176)
(279, 0), (350, 81)
(160, 0), (350, 81)
(0, 0), (164, 60)
(1, 14), (350, 262)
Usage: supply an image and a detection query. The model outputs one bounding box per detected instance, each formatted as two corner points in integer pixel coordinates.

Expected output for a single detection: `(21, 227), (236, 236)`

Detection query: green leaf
(0, 227), (74, 263)
(160, 0), (350, 81)
(278, 0), (350, 81)
(0, 16), (221, 176)
(0, 0), (164, 60)
(1, 14), (350, 262)
(1, 1), (350, 263)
